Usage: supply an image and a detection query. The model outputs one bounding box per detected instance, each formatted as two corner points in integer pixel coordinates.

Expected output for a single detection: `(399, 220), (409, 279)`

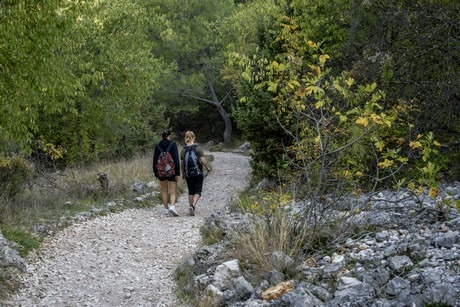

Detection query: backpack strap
(165, 142), (174, 152)
(157, 142), (174, 153)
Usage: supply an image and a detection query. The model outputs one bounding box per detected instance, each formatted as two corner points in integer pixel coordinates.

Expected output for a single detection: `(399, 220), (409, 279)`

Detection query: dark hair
(161, 129), (171, 140)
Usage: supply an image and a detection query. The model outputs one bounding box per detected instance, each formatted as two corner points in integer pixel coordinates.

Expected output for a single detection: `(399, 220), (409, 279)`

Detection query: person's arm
(152, 145), (159, 178)
(172, 142), (181, 177)
(200, 157), (212, 172)
(197, 147), (212, 172)
(180, 148), (185, 179)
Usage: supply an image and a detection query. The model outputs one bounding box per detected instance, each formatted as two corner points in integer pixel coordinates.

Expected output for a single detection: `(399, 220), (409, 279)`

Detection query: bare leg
(159, 180), (169, 209)
(168, 180), (177, 205)
(192, 194), (201, 207)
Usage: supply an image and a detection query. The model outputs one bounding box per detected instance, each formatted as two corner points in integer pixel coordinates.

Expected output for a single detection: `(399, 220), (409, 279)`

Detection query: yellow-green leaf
(319, 54), (330, 64)
(315, 100), (325, 109)
(306, 85), (322, 94)
(356, 117), (369, 127)
(345, 78), (355, 87)
(428, 187), (439, 199)
(409, 141), (422, 149)
(314, 135), (321, 143)
(267, 82), (278, 92)
(378, 158), (394, 169)
(241, 71), (250, 81)
(374, 140), (386, 152)
(370, 113), (384, 125)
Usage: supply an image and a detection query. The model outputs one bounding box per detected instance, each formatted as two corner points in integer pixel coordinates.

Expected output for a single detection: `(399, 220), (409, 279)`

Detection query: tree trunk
(183, 75), (233, 144)
(207, 77), (232, 144)
(216, 102), (232, 144)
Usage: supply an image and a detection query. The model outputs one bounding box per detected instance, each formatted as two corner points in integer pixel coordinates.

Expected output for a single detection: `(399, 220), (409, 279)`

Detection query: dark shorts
(186, 174), (204, 196)
(158, 176), (176, 182)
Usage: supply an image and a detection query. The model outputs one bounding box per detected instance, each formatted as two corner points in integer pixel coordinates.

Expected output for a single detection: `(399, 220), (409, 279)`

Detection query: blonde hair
(184, 131), (196, 145)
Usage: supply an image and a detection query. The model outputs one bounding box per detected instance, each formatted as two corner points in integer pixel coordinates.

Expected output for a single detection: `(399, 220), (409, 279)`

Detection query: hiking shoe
(189, 205), (195, 216)
(169, 205), (179, 217)
(162, 208), (171, 217)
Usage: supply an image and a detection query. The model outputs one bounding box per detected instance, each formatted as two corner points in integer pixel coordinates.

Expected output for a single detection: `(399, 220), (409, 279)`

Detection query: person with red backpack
(153, 129), (181, 217)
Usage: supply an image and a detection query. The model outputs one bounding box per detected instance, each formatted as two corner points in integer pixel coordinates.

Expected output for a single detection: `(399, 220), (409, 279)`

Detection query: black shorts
(158, 176), (176, 182)
(186, 174), (204, 196)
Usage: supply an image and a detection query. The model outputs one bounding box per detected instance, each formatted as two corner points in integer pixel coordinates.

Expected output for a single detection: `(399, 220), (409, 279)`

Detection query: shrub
(0, 156), (33, 199)
(231, 191), (309, 277)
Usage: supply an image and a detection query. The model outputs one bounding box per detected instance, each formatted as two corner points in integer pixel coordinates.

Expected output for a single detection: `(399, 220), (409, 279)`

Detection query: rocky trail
(5, 151), (251, 307)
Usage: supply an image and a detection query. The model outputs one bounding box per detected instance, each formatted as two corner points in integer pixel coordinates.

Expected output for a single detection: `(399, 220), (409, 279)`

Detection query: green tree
(1, 0), (170, 163)
(227, 0), (444, 193)
(226, 0), (351, 180)
(224, 0), (285, 179)
(345, 0), (460, 157)
(0, 0), (77, 154)
(146, 0), (237, 144)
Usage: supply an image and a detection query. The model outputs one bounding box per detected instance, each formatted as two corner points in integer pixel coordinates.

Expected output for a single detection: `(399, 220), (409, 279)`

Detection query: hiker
(153, 129), (181, 217)
(181, 131), (212, 216)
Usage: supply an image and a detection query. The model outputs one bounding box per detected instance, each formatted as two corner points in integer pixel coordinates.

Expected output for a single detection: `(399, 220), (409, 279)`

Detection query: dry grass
(54, 152), (155, 199)
(0, 152), (168, 238)
(232, 210), (309, 278)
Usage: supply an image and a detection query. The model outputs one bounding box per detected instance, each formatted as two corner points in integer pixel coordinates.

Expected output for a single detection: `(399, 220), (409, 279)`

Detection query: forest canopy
(1, 0), (459, 192)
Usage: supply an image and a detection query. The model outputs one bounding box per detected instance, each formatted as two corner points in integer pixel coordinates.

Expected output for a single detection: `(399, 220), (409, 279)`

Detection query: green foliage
(0, 0), (170, 163)
(200, 225), (225, 246)
(226, 0), (450, 193)
(232, 87), (284, 180)
(226, 0), (352, 181)
(237, 191), (293, 216)
(346, 0), (460, 149)
(409, 132), (444, 187)
(0, 226), (41, 257)
(174, 260), (197, 304)
(0, 0), (73, 153)
(225, 3), (284, 179)
(146, 0), (238, 143)
(0, 156), (34, 199)
(288, 0), (351, 69)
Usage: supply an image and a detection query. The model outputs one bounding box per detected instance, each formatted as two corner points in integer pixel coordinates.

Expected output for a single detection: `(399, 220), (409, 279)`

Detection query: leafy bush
(231, 7), (446, 196)
(0, 156), (33, 199)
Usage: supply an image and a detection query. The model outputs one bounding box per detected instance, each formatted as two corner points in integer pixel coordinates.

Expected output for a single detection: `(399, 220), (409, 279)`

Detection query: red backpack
(156, 142), (175, 177)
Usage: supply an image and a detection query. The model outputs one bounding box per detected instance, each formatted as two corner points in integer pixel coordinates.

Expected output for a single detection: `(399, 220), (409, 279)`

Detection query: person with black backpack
(180, 131), (212, 216)
(153, 129), (181, 217)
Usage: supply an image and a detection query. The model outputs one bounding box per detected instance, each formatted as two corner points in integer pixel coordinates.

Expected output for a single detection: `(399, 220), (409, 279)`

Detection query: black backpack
(184, 145), (203, 178)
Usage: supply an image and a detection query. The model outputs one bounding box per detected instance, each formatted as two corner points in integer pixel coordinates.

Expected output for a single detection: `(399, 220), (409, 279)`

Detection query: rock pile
(183, 183), (460, 306)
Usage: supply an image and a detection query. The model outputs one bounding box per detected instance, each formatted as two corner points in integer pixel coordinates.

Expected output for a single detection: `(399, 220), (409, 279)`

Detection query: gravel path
(5, 151), (251, 307)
